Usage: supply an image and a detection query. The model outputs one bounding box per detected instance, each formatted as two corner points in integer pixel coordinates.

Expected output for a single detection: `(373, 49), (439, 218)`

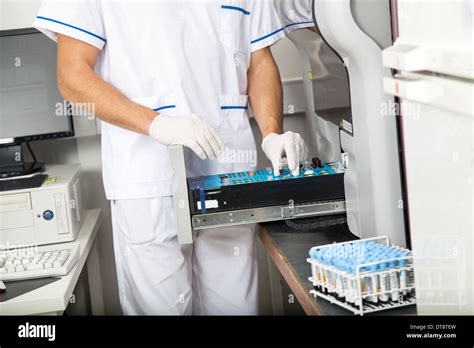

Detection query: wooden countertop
(258, 222), (417, 316)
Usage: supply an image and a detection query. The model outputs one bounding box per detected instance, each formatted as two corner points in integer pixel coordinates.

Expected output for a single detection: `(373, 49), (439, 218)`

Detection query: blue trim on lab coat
(36, 16), (107, 43)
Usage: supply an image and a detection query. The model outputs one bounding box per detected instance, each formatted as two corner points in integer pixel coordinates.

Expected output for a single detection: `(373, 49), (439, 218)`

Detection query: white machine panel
(312, 0), (406, 247)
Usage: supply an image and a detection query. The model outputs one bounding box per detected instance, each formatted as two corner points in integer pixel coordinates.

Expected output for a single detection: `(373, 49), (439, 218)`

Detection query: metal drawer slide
(192, 200), (346, 230)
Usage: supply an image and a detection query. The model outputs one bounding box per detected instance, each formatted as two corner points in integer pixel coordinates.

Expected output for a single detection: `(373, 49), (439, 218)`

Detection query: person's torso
(97, 1), (257, 198)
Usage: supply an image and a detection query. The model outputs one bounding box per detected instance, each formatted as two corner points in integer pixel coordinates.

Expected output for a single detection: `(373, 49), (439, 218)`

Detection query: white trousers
(111, 197), (259, 315)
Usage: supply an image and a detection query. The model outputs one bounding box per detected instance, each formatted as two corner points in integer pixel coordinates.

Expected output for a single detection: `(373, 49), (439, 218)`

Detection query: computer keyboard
(0, 243), (80, 282)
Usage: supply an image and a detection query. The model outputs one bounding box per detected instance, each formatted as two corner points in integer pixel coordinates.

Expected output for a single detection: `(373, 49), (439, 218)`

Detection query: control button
(43, 210), (54, 221)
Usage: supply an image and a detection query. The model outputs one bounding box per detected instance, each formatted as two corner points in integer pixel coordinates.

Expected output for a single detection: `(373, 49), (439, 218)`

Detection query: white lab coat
(34, 0), (285, 315)
(274, 0), (315, 33)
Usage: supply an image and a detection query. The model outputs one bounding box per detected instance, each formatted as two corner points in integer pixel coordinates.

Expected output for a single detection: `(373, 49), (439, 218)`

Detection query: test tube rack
(307, 236), (416, 316)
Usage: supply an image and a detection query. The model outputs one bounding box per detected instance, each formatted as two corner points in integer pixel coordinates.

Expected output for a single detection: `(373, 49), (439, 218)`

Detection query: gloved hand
(262, 132), (308, 176)
(149, 113), (224, 160)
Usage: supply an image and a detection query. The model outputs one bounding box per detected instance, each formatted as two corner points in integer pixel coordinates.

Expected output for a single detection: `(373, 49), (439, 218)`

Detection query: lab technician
(34, 0), (308, 315)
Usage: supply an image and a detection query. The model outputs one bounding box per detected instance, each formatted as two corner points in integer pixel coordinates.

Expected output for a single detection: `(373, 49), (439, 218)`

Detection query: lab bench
(258, 222), (417, 316)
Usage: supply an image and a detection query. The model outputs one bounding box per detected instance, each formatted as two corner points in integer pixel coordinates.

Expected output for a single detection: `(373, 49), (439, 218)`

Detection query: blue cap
(399, 251), (409, 266)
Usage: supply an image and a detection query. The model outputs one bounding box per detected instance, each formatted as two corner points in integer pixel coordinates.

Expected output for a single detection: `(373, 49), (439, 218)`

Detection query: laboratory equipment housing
(0, 0), (472, 316)
(286, 0), (473, 314)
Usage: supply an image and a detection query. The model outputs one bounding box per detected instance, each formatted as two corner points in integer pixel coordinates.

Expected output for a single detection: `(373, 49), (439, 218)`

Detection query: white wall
(0, 0), (42, 31)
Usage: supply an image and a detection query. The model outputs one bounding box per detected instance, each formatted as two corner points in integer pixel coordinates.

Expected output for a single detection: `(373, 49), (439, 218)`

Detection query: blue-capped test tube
(362, 268), (375, 302)
(321, 249), (332, 294)
(399, 251), (409, 299)
(315, 249), (327, 293)
(378, 260), (390, 302)
(317, 250), (325, 290)
(334, 263), (344, 301)
(326, 251), (338, 296)
(341, 261), (353, 303)
(309, 249), (320, 291)
(369, 264), (379, 303)
(344, 245), (358, 304)
(389, 259), (400, 301)
(349, 262), (362, 306)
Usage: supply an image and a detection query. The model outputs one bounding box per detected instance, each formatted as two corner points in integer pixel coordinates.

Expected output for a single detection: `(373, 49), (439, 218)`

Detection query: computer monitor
(0, 29), (74, 177)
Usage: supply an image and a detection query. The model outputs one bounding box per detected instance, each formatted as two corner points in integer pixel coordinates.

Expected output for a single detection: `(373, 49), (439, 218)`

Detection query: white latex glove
(149, 113), (224, 160)
(262, 132), (308, 176)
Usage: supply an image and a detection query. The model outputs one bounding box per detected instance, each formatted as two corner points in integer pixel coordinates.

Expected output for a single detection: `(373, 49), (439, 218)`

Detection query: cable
(285, 214), (347, 232)
(26, 142), (37, 164)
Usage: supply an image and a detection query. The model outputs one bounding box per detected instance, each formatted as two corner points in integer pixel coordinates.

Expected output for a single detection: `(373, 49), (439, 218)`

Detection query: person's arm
(56, 34), (222, 159)
(248, 47), (283, 138)
(57, 34), (155, 135)
(248, 47), (307, 176)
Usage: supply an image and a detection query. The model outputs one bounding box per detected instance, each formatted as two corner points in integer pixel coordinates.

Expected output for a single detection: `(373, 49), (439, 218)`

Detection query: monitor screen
(0, 30), (73, 145)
